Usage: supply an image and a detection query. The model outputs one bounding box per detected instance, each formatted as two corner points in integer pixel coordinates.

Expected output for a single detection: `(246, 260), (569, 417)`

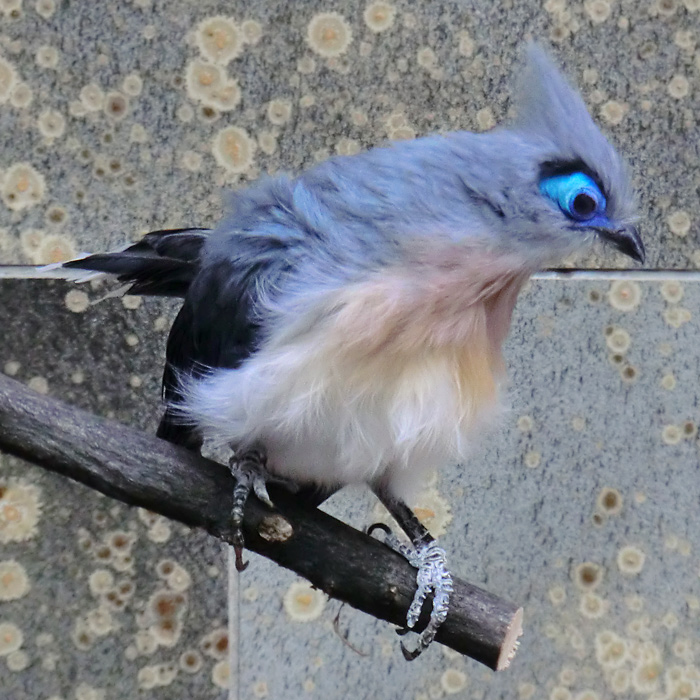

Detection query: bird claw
(370, 525), (454, 660)
(367, 521), (393, 539)
(229, 447), (273, 571)
(251, 471), (274, 508)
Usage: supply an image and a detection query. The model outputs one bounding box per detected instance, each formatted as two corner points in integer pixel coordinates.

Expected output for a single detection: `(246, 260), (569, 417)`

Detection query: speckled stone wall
(0, 0), (699, 699)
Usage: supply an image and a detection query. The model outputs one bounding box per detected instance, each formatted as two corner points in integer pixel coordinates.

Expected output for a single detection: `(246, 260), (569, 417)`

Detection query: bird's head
(459, 44), (644, 266)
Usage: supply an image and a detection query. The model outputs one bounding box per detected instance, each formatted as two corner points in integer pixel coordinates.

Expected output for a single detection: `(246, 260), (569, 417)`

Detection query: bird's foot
(229, 447), (273, 572)
(369, 523), (454, 660)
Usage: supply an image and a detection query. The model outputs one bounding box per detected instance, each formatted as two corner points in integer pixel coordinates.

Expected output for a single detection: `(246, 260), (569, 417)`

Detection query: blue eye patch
(539, 171), (607, 223)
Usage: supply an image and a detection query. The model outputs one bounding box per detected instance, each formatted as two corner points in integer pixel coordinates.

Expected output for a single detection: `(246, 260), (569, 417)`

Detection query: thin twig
(332, 603), (370, 657)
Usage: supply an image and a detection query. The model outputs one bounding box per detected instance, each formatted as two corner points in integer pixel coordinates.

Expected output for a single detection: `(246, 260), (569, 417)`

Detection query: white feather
(0, 260), (104, 282)
(180, 329), (504, 500)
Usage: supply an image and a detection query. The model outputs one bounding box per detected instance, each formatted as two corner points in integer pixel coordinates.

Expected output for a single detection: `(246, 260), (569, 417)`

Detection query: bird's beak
(597, 225), (645, 264)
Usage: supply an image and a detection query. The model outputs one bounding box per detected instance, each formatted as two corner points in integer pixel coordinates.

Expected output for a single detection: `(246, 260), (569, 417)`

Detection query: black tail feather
(63, 228), (210, 298)
(157, 408), (203, 452)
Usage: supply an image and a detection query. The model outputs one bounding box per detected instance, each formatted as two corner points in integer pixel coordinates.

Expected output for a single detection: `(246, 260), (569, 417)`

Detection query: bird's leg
(228, 445), (274, 572)
(369, 489), (454, 660)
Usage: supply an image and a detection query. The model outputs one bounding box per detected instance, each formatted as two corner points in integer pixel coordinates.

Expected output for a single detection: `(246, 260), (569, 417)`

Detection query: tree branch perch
(0, 372), (523, 670)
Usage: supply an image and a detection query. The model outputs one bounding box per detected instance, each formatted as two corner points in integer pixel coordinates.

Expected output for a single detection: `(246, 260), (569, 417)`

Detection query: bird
(37, 43), (642, 659)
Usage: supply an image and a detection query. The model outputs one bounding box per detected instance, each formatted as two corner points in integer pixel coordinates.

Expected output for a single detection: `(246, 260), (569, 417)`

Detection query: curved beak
(597, 225), (645, 264)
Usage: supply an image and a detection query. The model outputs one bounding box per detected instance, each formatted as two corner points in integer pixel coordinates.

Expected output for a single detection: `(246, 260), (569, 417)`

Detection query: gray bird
(41, 43), (642, 658)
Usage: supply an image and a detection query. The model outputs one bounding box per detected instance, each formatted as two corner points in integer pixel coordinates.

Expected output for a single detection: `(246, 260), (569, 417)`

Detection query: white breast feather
(180, 248), (528, 499)
(180, 330), (504, 500)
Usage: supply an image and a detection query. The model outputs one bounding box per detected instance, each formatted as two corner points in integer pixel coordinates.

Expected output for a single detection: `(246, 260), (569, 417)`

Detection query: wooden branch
(0, 372), (523, 670)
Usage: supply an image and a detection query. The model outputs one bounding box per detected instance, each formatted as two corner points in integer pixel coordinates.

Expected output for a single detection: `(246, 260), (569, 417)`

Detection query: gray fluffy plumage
(65, 43), (641, 457)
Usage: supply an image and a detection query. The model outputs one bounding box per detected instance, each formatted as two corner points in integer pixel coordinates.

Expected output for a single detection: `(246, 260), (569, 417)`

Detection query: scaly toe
(400, 540), (454, 658)
(229, 447), (271, 571)
(370, 522), (454, 657)
(251, 474), (274, 508)
(368, 522), (415, 560)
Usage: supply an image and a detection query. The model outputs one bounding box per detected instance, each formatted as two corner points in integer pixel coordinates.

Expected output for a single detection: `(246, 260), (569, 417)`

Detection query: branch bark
(0, 372), (523, 670)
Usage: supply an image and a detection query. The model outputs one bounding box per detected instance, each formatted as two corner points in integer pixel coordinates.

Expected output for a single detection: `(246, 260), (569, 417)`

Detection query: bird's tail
(0, 228), (210, 298)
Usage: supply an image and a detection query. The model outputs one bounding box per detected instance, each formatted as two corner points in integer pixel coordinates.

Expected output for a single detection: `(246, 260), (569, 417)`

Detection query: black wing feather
(63, 228), (210, 297)
(63, 227), (292, 454)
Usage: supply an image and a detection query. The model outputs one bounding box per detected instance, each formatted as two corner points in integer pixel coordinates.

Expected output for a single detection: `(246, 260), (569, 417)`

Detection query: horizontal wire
(0, 265), (698, 283)
(0, 265), (95, 280)
(533, 268), (700, 282)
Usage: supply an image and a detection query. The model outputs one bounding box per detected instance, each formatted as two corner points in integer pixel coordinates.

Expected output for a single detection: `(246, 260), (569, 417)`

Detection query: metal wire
(2, 264), (699, 282)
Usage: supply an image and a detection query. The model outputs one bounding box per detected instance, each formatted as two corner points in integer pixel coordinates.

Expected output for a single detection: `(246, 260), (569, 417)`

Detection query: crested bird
(28, 44), (643, 658)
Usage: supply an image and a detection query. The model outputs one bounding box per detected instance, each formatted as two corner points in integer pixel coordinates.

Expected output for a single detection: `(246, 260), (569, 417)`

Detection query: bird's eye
(572, 193), (596, 218)
(539, 171), (606, 223)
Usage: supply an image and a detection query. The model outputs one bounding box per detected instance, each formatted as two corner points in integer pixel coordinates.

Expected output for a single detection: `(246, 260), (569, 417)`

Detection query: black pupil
(573, 193), (596, 218)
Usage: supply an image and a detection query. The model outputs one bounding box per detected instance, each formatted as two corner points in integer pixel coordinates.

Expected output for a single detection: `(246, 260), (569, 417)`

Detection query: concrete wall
(1, 1), (699, 698)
